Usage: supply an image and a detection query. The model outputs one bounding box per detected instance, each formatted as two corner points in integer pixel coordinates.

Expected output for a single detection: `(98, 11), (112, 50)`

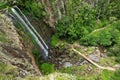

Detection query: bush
(24, 0), (45, 18)
(80, 21), (120, 46)
(56, 1), (96, 43)
(8, 0), (46, 19)
(108, 44), (120, 63)
(40, 63), (55, 75)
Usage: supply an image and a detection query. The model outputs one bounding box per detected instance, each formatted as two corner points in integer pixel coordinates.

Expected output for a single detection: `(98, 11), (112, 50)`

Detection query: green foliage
(60, 64), (87, 76)
(0, 62), (17, 80)
(40, 63), (55, 75)
(0, 1), (8, 9)
(51, 35), (59, 47)
(23, 0), (45, 18)
(98, 70), (113, 80)
(55, 0), (120, 44)
(109, 0), (120, 19)
(0, 75), (14, 80)
(0, 63), (15, 74)
(6, 0), (45, 19)
(32, 48), (39, 57)
(112, 69), (120, 80)
(108, 44), (120, 63)
(56, 0), (95, 42)
(80, 21), (120, 46)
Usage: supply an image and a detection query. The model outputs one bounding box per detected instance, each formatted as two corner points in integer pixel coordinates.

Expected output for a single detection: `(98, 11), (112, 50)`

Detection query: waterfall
(8, 6), (49, 59)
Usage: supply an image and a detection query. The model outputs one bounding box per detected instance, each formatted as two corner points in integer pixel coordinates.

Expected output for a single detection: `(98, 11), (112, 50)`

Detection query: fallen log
(72, 46), (116, 71)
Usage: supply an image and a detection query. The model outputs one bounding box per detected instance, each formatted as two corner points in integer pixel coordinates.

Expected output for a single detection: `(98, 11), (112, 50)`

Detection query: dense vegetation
(56, 0), (120, 45)
(0, 0), (120, 80)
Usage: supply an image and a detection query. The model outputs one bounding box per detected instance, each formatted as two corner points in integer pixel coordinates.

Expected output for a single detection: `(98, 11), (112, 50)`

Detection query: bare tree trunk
(61, 0), (66, 14)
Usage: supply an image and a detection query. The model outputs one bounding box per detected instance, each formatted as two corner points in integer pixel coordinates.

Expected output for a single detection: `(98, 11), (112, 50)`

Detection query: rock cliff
(0, 13), (41, 80)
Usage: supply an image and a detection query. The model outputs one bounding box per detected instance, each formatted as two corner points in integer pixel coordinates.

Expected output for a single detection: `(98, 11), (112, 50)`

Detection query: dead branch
(72, 46), (116, 71)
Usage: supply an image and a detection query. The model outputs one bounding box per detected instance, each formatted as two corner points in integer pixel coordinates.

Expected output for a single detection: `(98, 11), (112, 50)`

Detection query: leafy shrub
(108, 44), (120, 63)
(24, 0), (45, 18)
(56, 1), (96, 42)
(80, 21), (120, 46)
(8, 0), (45, 19)
(40, 63), (55, 75)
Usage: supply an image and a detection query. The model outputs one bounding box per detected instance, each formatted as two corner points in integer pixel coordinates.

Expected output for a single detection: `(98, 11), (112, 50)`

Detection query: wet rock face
(49, 44), (104, 69)
(0, 13), (40, 79)
(48, 47), (84, 69)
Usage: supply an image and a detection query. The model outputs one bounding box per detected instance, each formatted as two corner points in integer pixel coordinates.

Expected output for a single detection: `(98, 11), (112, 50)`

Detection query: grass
(99, 57), (116, 66)
(24, 74), (40, 80)
(59, 62), (116, 80)
(0, 32), (9, 43)
(0, 36), (8, 43)
(59, 64), (98, 80)
(60, 64), (89, 76)
(98, 70), (114, 80)
(42, 72), (76, 80)
(0, 62), (17, 80)
(0, 74), (14, 80)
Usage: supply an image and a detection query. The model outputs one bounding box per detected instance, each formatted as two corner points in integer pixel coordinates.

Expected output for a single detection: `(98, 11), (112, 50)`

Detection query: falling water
(15, 6), (48, 49)
(8, 6), (49, 59)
